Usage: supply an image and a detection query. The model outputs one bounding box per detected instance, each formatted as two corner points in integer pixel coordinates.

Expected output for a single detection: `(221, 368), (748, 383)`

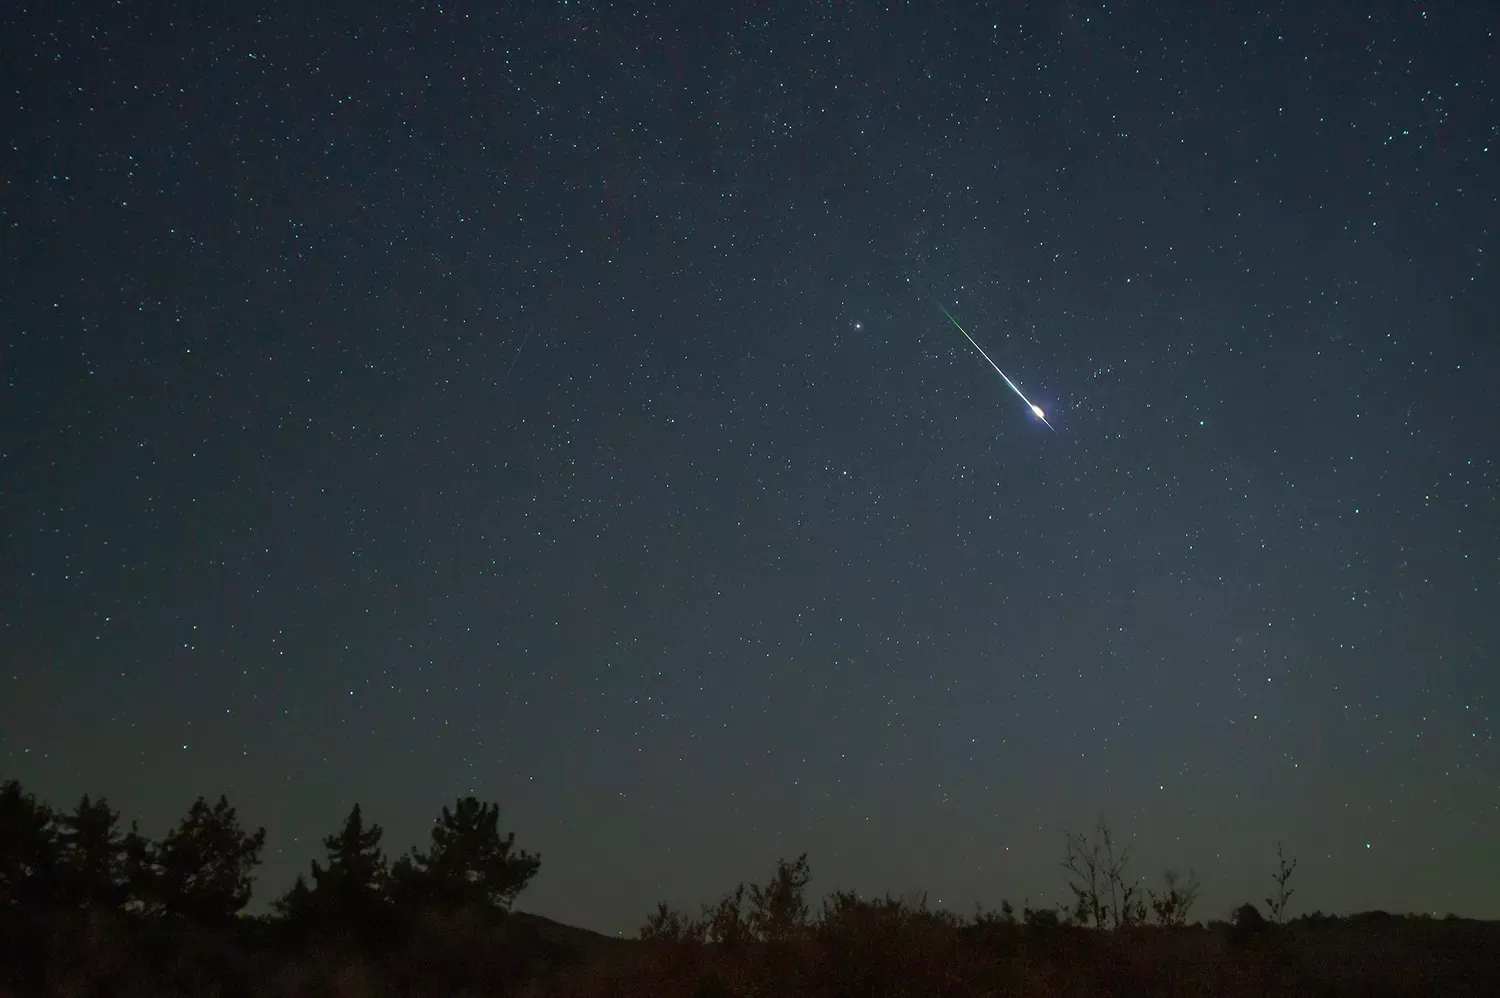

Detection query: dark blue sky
(3, 1), (1496, 934)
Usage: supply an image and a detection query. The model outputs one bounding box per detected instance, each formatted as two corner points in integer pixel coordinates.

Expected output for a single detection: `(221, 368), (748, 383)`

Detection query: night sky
(3, 2), (1497, 934)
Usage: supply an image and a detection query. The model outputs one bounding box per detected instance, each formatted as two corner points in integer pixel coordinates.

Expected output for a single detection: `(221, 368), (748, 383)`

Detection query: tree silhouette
(276, 803), (390, 932)
(312, 804), (388, 907)
(391, 796), (539, 914)
(746, 853), (812, 942)
(55, 794), (141, 911)
(149, 795), (266, 922)
(272, 873), (315, 922)
(118, 822), (156, 914)
(0, 780), (58, 910)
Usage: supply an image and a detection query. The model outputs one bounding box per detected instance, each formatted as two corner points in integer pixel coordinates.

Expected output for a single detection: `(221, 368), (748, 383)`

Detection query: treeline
(0, 778), (538, 927)
(4, 778), (1496, 997)
(1, 778), (562, 995)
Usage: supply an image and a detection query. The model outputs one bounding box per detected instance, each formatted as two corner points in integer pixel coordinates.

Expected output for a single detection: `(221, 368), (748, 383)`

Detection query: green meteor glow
(938, 303), (1056, 432)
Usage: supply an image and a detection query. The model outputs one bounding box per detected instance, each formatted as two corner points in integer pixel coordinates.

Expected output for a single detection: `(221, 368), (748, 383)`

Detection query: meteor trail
(938, 303), (1056, 432)
(500, 325), (532, 391)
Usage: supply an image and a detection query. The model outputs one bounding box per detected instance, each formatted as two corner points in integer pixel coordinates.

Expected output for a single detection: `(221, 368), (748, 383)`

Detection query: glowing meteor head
(1031, 404), (1046, 420)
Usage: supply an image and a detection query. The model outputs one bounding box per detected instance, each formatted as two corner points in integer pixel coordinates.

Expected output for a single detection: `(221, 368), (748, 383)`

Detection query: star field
(2, 2), (1496, 933)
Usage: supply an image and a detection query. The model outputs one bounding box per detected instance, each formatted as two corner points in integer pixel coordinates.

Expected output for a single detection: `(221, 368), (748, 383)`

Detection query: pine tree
(0, 780), (58, 910)
(56, 794), (129, 910)
(276, 804), (390, 930)
(392, 796), (539, 914)
(118, 822), (156, 914)
(151, 795), (266, 921)
(310, 804), (387, 905)
(272, 873), (313, 920)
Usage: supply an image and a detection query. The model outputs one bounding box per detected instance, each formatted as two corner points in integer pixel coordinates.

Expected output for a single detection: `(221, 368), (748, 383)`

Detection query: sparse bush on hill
(639, 900), (705, 944)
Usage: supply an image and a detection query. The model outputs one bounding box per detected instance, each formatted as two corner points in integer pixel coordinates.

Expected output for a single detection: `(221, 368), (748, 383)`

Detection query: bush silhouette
(746, 852), (811, 942)
(1230, 901), (1269, 940)
(1147, 868), (1201, 928)
(639, 901), (706, 944)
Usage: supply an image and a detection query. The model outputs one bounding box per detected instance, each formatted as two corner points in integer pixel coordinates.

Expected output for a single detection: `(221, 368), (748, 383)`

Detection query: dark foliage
(1147, 869), (1201, 928)
(746, 852), (811, 942)
(1229, 900), (1271, 947)
(55, 795), (153, 913)
(274, 803), (396, 945)
(149, 795), (267, 922)
(0, 781), (57, 909)
(3, 779), (1498, 996)
(391, 795), (542, 915)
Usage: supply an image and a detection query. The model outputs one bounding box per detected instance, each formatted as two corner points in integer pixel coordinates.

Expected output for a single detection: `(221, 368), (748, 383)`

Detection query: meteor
(938, 303), (1056, 432)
